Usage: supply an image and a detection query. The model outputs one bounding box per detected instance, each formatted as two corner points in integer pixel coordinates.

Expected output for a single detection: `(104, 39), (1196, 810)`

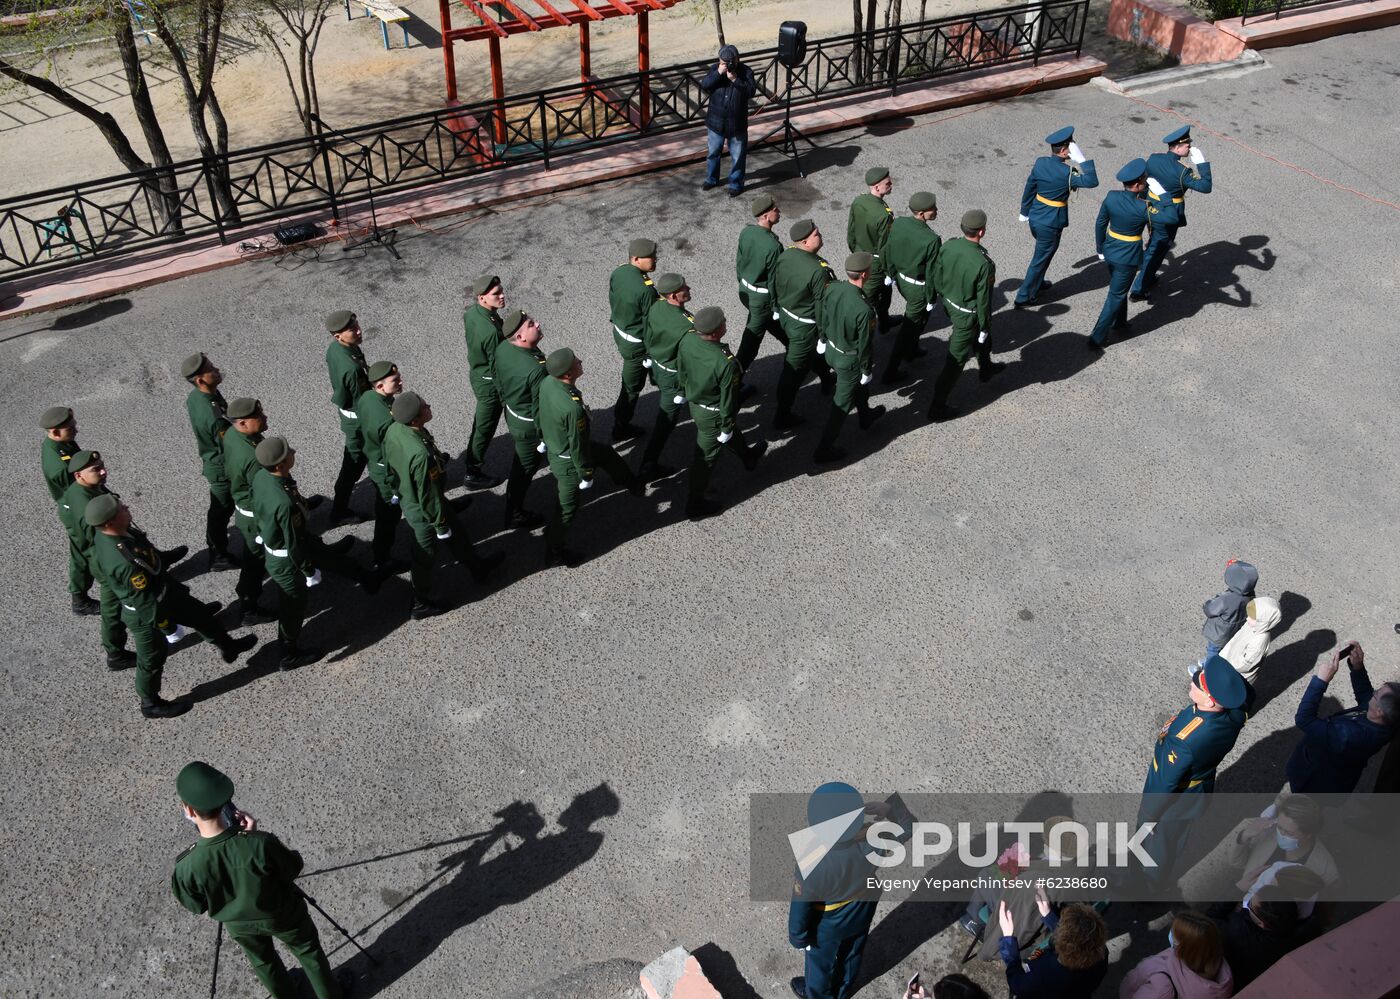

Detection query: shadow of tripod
(755, 63), (817, 178)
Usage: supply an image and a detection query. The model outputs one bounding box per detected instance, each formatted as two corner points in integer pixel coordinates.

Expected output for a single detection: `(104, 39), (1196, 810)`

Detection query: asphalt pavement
(1, 26), (1397, 999)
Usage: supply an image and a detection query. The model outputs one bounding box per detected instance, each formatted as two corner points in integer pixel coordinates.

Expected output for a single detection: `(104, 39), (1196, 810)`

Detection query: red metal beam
(458, 0), (509, 37)
(496, 0), (543, 31)
(439, 0), (459, 102)
(565, 0), (606, 20)
(532, 0), (573, 27)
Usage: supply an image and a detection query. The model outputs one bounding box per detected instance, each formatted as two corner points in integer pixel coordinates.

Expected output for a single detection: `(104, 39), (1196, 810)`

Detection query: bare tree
(249, 0), (337, 140)
(708, 0), (726, 46)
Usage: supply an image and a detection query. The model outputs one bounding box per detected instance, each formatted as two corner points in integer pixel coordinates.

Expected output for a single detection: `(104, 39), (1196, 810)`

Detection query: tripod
(310, 112), (400, 260)
(756, 64), (816, 178)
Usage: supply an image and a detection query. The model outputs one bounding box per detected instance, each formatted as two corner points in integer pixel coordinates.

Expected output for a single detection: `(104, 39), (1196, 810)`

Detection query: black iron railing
(1239, 0), (1366, 22)
(0, 0), (1088, 279)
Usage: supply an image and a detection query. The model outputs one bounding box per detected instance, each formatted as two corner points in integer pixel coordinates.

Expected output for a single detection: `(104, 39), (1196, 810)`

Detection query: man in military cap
(1014, 126), (1099, 308)
(880, 191), (942, 383)
(57, 451), (134, 670)
(1137, 654), (1249, 889)
(222, 398), (278, 626)
(1089, 160), (1152, 350)
(253, 436), (375, 670)
(355, 360), (408, 575)
(1132, 126), (1213, 300)
(493, 309), (549, 529)
(814, 254), (886, 464)
(539, 348), (645, 567)
(734, 195), (789, 377)
(638, 272), (694, 480)
(383, 392), (502, 618)
(87, 495), (255, 718)
(172, 761), (346, 998)
(41, 405), (99, 615)
(770, 219), (836, 430)
(608, 238), (662, 442)
(847, 166), (895, 329)
(324, 310), (370, 523)
(675, 307), (766, 519)
(927, 210), (1005, 422)
(181, 353), (237, 571)
(460, 274), (507, 490)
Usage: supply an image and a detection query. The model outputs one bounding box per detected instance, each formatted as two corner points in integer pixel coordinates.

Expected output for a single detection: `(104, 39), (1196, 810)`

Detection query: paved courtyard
(1, 27), (1397, 999)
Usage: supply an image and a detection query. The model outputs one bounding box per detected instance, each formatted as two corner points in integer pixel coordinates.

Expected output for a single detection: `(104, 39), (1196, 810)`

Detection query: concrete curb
(1106, 48), (1268, 92)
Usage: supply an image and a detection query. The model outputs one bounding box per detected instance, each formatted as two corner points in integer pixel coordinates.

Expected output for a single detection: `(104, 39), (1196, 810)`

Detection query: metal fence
(0, 0), (1088, 279)
(1239, 0), (1365, 22)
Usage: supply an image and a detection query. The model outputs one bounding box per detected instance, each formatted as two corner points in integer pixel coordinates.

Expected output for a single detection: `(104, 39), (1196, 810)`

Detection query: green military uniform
(847, 186), (895, 322)
(184, 374), (234, 563)
(639, 286), (694, 471)
(324, 321), (370, 519)
(222, 415), (268, 611)
(734, 198), (789, 372)
(493, 322), (548, 523)
(355, 370), (402, 568)
(608, 246), (661, 434)
(770, 223), (836, 423)
(463, 296), (504, 470)
(58, 473), (129, 660)
(43, 428), (91, 602)
(928, 215), (1001, 417)
(882, 196), (942, 379)
(815, 268), (883, 458)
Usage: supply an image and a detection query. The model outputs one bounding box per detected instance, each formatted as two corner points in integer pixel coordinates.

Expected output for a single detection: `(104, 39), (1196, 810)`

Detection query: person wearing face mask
(1118, 910), (1232, 999)
(1212, 884), (1300, 990)
(1224, 794), (1337, 898)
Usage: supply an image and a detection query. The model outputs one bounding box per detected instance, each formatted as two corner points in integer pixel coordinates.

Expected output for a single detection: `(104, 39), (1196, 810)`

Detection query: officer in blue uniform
(1131, 125), (1213, 300)
(1014, 125), (1098, 308)
(1136, 655), (1249, 890)
(1088, 159), (1152, 350)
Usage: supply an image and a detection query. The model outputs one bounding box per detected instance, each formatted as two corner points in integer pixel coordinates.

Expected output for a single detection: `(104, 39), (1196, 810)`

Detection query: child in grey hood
(1199, 560), (1258, 669)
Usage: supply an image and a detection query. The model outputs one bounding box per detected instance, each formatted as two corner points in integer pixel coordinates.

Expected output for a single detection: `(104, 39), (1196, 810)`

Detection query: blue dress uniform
(1136, 656), (1249, 889)
(1089, 160), (1151, 348)
(1015, 126), (1098, 307)
(1132, 125), (1213, 296)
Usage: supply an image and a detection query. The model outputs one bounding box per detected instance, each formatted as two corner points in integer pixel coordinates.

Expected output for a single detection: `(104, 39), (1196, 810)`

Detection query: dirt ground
(0, 0), (1169, 198)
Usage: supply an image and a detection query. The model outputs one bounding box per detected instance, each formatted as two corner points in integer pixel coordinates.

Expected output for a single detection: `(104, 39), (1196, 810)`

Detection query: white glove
(641, 358), (653, 369)
(673, 394), (686, 405)
(435, 527), (452, 540)
(1067, 141), (1085, 164)
(977, 330), (989, 345)
(164, 625), (187, 645)
(578, 477), (593, 491)
(859, 372), (873, 386)
(1189, 145), (1205, 165)
(717, 430), (733, 444)
(1146, 177), (1167, 197)
(305, 569), (322, 588)
(536, 441), (547, 454)
(1018, 214), (1029, 223)
(771, 311), (780, 321)
(883, 275), (893, 287)
(390, 495), (399, 505)
(816, 340), (827, 354)
(926, 302), (934, 313)
(1097, 252), (1105, 261)
(254, 536), (263, 546)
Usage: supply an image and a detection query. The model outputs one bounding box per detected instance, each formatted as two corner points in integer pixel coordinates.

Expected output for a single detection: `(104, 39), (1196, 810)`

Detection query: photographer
(1284, 641), (1398, 794)
(699, 45), (755, 197)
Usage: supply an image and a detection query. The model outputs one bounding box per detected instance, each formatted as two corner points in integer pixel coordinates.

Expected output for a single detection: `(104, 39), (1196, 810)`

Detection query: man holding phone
(1284, 641), (1398, 794)
(699, 45), (756, 196)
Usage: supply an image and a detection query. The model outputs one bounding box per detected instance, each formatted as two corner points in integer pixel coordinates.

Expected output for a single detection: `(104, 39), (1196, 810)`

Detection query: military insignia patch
(131, 573), (148, 590)
(1167, 751), (1178, 765)
(793, 881), (803, 896)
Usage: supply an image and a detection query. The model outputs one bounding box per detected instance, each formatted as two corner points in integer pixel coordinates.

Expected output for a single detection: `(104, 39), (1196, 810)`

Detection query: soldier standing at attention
(494, 309), (550, 530)
(1088, 160), (1152, 351)
(539, 348), (645, 567)
(638, 272), (694, 480)
(41, 405), (98, 616)
(86, 495), (255, 718)
(847, 166), (895, 330)
(770, 219), (836, 431)
(324, 310), (370, 524)
(880, 191), (942, 383)
(734, 195), (789, 376)
(608, 238), (661, 443)
(57, 450), (134, 671)
(384, 392), (502, 619)
(222, 398), (278, 626)
(171, 762), (347, 999)
(181, 353), (237, 571)
(1131, 126), (1213, 301)
(814, 254), (886, 464)
(675, 307), (766, 520)
(926, 210), (1006, 422)
(460, 274), (507, 490)
(356, 360), (407, 575)
(1014, 126), (1098, 308)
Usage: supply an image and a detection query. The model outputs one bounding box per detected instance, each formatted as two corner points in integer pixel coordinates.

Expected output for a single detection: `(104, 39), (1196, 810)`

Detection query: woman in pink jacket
(1119, 910), (1234, 999)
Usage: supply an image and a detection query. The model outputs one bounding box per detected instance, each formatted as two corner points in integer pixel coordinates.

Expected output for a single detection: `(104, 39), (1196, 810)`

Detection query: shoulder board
(643, 278), (654, 286)
(61, 454), (72, 462)
(1175, 716), (1205, 740)
(176, 842), (197, 861)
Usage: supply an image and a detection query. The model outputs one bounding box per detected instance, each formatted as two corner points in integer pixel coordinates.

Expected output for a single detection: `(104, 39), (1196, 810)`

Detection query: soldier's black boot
(71, 592), (100, 616)
(278, 643), (320, 671)
(106, 650), (136, 671)
(977, 349), (1007, 383)
(813, 405), (847, 465)
(239, 600), (276, 627)
(411, 596), (448, 620)
(159, 545), (189, 565)
(856, 388), (886, 431)
(544, 544), (582, 569)
(141, 695), (191, 719)
(789, 977), (809, 999)
(742, 440), (768, 471)
(460, 463), (502, 491)
(208, 549), (238, 571)
(217, 633), (257, 664)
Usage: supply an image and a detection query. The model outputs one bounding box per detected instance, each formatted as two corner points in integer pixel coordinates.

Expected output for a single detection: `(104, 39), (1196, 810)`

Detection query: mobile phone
(1338, 644), (1351, 661)
(908, 973), (921, 993)
(221, 801), (240, 827)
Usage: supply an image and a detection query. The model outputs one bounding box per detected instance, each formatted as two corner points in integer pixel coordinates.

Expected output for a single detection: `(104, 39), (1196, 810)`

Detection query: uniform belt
(651, 359), (677, 374)
(263, 545), (290, 558)
(1148, 191), (1185, 204)
(1187, 777), (1206, 789)
(693, 402), (720, 412)
(235, 504), (254, 518)
(1035, 194), (1067, 208)
(739, 278), (769, 294)
(612, 324), (643, 344)
(504, 404), (534, 423)
(557, 452), (571, 459)
(944, 298), (975, 314)
(780, 307), (816, 325)
(897, 272), (925, 286)
(479, 374), (494, 381)
(822, 339), (848, 354)
(823, 899), (856, 912)
(1107, 229), (1143, 242)
(338, 407), (358, 420)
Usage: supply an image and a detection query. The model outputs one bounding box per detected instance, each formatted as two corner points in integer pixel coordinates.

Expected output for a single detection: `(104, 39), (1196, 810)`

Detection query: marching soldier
(539, 348), (645, 567)
(608, 238), (662, 443)
(638, 273), (694, 480)
(324, 310), (370, 523)
(880, 191), (942, 383)
(383, 392), (502, 619)
(494, 309), (549, 529)
(460, 274), (507, 490)
(181, 353), (236, 571)
(1131, 126), (1213, 300)
(1014, 126), (1098, 308)
(356, 360), (407, 574)
(1088, 159), (1152, 350)
(847, 166), (895, 329)
(171, 762), (347, 999)
(57, 450), (134, 670)
(222, 398), (278, 626)
(734, 195), (789, 376)
(926, 210), (1005, 422)
(86, 494), (256, 719)
(252, 436), (374, 670)
(814, 254), (886, 464)
(770, 219), (836, 431)
(675, 307), (766, 519)
(41, 405), (97, 616)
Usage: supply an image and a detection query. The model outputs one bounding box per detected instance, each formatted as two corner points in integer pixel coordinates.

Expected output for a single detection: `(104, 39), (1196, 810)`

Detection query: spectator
(699, 45), (756, 197)
(1225, 794), (1338, 896)
(1219, 595), (1282, 684)
(1244, 864), (1327, 933)
(998, 896), (1108, 998)
(1213, 883), (1300, 990)
(903, 973), (991, 999)
(1198, 559), (1258, 670)
(1285, 641), (1399, 794)
(1118, 910), (1233, 999)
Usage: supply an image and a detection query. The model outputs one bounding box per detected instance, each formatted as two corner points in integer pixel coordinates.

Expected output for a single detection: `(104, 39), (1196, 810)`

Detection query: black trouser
(205, 479), (234, 557)
(331, 449), (366, 516)
(735, 290), (789, 373)
(371, 491), (402, 566)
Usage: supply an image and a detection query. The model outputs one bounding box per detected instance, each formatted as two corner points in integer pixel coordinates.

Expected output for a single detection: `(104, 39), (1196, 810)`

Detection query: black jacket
(700, 62), (756, 138)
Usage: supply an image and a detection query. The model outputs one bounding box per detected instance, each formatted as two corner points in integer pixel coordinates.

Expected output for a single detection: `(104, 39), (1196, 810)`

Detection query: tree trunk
(0, 58), (149, 175)
(864, 0), (879, 84)
(708, 0), (725, 46)
(111, 14), (183, 232)
(852, 0), (863, 80)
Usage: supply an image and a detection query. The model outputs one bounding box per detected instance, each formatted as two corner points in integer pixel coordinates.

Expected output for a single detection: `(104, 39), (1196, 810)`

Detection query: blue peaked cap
(1163, 125), (1191, 144)
(1200, 655), (1249, 710)
(808, 781), (865, 842)
(1046, 125), (1074, 145)
(1117, 158), (1148, 183)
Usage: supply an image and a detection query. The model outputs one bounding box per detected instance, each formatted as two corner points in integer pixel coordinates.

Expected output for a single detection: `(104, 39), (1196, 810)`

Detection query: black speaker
(777, 21), (807, 69)
(274, 221), (321, 245)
